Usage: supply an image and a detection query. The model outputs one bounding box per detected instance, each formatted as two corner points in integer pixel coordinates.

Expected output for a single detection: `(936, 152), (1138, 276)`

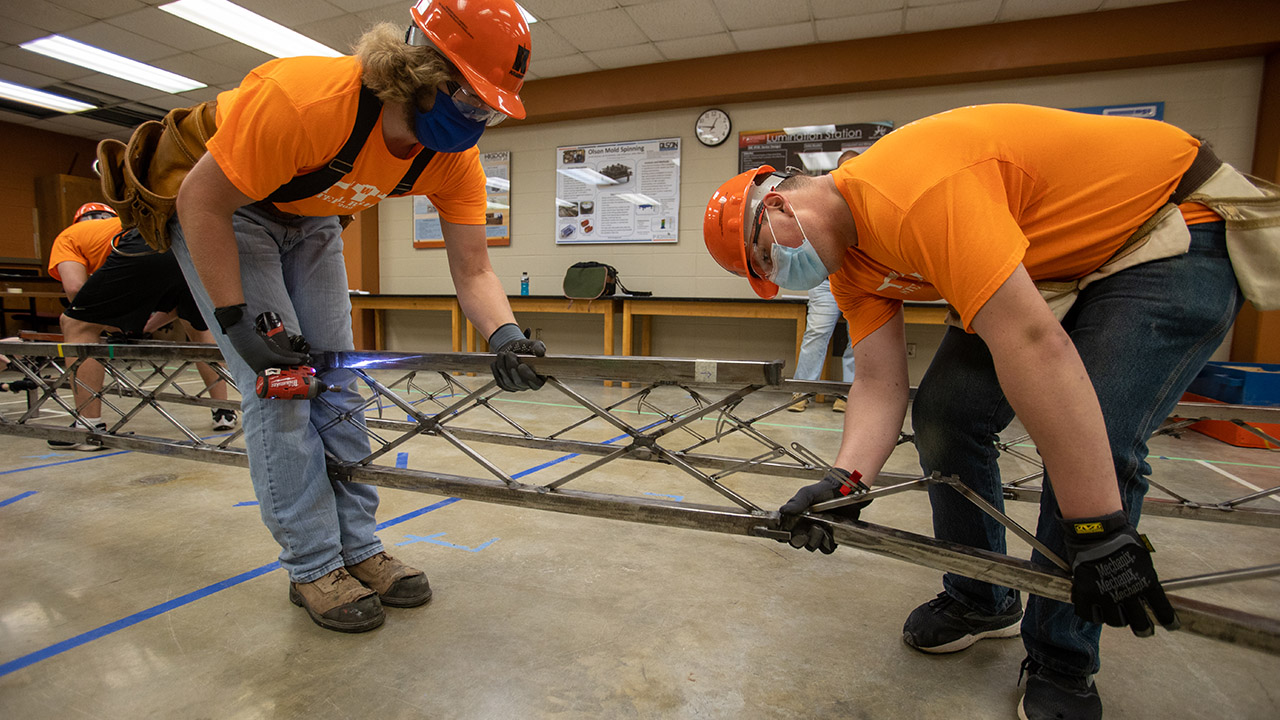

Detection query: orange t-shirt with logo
(206, 55), (486, 222)
(829, 104), (1215, 346)
(47, 217), (121, 281)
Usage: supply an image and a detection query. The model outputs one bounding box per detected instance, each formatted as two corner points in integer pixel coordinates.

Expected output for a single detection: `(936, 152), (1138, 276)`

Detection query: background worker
(48, 202), (119, 301)
(787, 149), (861, 414)
(703, 103), (1274, 720)
(168, 0), (542, 634)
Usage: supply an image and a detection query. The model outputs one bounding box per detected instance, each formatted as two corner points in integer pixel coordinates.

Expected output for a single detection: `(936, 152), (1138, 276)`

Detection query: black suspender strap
(390, 147), (436, 197)
(266, 85), (382, 204)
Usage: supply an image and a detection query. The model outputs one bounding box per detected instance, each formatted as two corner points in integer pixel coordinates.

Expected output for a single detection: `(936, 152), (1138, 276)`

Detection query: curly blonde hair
(354, 22), (454, 108)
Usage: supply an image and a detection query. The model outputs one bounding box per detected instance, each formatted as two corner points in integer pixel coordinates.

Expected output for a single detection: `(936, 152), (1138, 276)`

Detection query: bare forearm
(177, 205), (243, 308)
(991, 333), (1121, 518)
(834, 374), (909, 483)
(455, 268), (517, 340)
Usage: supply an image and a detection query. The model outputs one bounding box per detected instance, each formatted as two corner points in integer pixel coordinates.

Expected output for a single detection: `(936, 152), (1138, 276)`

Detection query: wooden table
(348, 294), (463, 352)
(0, 289), (67, 336)
(463, 296), (622, 385)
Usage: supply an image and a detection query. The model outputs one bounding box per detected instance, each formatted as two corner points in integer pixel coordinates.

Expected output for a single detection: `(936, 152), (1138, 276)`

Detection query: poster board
(738, 122), (893, 175)
(413, 151), (511, 249)
(555, 138), (680, 244)
(1067, 102), (1164, 120)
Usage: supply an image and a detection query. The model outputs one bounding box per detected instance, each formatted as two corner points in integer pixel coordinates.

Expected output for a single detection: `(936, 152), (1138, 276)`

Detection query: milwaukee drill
(253, 312), (335, 400)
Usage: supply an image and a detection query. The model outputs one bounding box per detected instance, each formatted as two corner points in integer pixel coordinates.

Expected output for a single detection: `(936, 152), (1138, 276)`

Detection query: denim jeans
(169, 205), (383, 583)
(911, 221), (1241, 676)
(794, 280), (855, 382)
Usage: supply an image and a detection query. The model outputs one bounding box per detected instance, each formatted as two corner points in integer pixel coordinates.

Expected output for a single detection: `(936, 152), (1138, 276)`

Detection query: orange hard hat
(410, 0), (531, 120)
(703, 165), (791, 299)
(73, 202), (116, 223)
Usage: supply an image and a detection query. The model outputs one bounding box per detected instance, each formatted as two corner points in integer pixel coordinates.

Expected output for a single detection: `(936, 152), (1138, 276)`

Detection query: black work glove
(1, 378), (38, 393)
(1061, 511), (1179, 637)
(214, 304), (310, 374)
(777, 467), (872, 554)
(488, 323), (546, 392)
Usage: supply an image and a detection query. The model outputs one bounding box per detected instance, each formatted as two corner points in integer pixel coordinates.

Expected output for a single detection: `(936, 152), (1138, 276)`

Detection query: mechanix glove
(489, 323), (546, 392)
(1061, 511), (1179, 637)
(777, 467), (872, 554)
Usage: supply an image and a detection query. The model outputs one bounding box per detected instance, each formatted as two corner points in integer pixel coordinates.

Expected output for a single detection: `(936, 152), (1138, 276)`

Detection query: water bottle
(520, 271), (530, 296)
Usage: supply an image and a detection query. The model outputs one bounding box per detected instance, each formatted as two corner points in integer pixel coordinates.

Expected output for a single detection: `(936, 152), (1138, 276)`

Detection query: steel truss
(1, 341), (1277, 656)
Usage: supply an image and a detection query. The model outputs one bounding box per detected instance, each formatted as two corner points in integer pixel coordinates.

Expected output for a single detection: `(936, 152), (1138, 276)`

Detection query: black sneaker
(47, 421), (107, 452)
(1018, 658), (1102, 720)
(212, 408), (238, 431)
(902, 591), (1022, 653)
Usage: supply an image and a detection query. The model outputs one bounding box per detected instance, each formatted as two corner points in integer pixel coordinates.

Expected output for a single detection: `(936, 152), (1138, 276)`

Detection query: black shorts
(64, 229), (208, 333)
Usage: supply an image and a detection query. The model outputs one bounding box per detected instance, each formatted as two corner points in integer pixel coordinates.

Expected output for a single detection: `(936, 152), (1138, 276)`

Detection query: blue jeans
(169, 205), (383, 583)
(794, 280), (855, 382)
(911, 222), (1241, 676)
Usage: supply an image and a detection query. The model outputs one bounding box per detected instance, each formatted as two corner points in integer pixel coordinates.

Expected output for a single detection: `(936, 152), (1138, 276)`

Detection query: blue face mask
(762, 206), (831, 291)
(413, 88), (486, 152)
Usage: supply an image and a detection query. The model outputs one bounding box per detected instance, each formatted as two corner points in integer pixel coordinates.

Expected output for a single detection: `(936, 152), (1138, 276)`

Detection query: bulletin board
(413, 151), (511, 249)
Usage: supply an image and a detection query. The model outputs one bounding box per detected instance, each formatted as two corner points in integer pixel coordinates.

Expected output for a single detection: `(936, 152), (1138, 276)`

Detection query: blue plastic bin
(1187, 362), (1280, 407)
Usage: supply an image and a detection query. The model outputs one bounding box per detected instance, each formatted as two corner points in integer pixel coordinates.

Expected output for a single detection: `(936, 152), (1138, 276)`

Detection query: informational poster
(413, 151), (511, 249)
(1068, 102), (1164, 120)
(555, 137), (680, 244)
(738, 122), (893, 175)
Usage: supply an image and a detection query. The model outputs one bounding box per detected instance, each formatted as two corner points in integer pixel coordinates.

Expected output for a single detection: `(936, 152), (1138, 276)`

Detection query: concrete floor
(0, 373), (1277, 719)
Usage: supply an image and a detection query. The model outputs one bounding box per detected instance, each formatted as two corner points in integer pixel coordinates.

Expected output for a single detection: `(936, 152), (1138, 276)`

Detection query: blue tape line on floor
(0, 451), (130, 476)
(396, 452), (408, 469)
(0, 490), (38, 507)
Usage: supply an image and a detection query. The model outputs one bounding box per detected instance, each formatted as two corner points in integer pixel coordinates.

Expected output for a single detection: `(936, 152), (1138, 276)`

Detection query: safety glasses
(406, 25), (507, 127)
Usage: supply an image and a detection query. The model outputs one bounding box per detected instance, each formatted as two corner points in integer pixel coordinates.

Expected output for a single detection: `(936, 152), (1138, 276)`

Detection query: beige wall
(379, 58), (1263, 380)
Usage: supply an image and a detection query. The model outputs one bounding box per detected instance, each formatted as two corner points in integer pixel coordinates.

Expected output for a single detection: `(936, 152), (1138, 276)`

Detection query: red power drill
(253, 312), (336, 400)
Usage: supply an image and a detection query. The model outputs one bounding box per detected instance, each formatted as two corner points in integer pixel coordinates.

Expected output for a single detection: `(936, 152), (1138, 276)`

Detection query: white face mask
(759, 204), (830, 291)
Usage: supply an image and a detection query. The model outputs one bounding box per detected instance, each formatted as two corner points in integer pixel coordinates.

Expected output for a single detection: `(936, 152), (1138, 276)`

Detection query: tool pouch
(97, 101), (217, 253)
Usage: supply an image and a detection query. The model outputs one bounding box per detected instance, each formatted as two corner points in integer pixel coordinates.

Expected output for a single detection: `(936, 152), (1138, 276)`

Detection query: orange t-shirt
(829, 104), (1215, 345)
(47, 217), (121, 281)
(207, 55), (486, 222)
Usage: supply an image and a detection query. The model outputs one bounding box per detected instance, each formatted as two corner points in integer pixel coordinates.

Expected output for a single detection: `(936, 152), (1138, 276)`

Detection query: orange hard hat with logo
(703, 165), (790, 299)
(73, 202), (116, 223)
(410, 0), (531, 120)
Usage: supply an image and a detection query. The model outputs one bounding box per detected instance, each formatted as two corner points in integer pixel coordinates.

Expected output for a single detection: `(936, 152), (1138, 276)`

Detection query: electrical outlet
(906, 343), (917, 359)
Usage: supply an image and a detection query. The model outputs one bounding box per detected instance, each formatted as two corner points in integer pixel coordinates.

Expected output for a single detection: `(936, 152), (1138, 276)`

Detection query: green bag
(562, 261), (651, 300)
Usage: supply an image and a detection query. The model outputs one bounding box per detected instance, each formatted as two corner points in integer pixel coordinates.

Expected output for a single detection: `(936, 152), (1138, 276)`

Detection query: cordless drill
(253, 312), (336, 400)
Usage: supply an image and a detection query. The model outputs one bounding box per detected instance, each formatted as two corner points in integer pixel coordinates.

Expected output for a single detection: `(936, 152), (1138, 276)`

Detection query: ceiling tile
(356, 2), (415, 26)
(0, 18), (48, 46)
(816, 10), (904, 43)
(529, 23), (579, 60)
(65, 72), (172, 101)
(627, 0), (724, 42)
(546, 9), (646, 53)
(655, 32), (736, 61)
(64, 21), (183, 61)
(172, 85), (222, 104)
(731, 21), (815, 52)
(0, 108), (43, 125)
(905, 0), (1000, 34)
(712, 0), (810, 32)
(0, 1), (94, 34)
(0, 63), (61, 89)
(297, 13), (375, 54)
(106, 7), (232, 52)
(40, 111), (130, 134)
(518, 0), (619, 21)
(585, 42), (665, 70)
(45, 0), (148, 19)
(328, 0), (399, 11)
(812, 0), (904, 19)
(191, 41), (274, 72)
(234, 0), (346, 26)
(137, 93), (203, 111)
(999, 0), (1101, 22)
(0, 46), (89, 81)
(155, 51), (247, 87)
(527, 53), (597, 79)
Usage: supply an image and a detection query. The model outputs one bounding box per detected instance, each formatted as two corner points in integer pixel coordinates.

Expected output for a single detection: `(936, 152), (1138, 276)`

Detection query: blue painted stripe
(396, 452), (408, 469)
(0, 490), (39, 507)
(0, 451), (130, 476)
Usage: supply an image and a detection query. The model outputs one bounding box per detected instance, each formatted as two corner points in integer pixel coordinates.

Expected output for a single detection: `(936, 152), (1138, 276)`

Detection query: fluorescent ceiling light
(516, 3), (537, 24)
(0, 80), (96, 113)
(161, 0), (341, 58)
(21, 35), (206, 93)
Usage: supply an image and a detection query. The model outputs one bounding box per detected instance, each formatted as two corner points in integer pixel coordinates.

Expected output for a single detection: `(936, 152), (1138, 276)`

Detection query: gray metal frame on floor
(1, 340), (1277, 656)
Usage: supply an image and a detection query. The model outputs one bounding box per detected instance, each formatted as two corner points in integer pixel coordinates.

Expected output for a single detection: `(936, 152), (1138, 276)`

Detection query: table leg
(621, 303), (633, 388)
(450, 304), (462, 353)
(641, 316), (651, 356)
(604, 308), (615, 388)
(373, 309), (385, 351)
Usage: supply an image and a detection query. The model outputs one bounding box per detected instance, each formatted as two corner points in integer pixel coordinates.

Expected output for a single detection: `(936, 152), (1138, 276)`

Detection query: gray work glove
(488, 323), (546, 392)
(778, 467), (872, 554)
(214, 304), (309, 374)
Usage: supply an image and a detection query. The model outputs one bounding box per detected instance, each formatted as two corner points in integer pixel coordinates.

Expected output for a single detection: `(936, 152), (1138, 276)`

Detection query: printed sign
(738, 122), (893, 175)
(413, 151), (511, 249)
(555, 138), (681, 244)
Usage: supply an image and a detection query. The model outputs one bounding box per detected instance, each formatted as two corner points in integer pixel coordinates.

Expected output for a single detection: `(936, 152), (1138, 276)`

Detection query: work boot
(832, 398), (847, 413)
(902, 591), (1022, 653)
(288, 567), (384, 633)
(347, 552), (432, 608)
(786, 393), (808, 412)
(1018, 658), (1102, 720)
(47, 421), (107, 452)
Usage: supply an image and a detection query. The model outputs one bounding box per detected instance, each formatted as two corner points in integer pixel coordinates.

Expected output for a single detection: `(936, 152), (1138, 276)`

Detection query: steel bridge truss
(1, 341), (1277, 656)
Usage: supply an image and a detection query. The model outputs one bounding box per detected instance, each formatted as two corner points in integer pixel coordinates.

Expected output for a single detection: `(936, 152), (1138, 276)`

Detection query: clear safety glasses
(406, 25), (507, 127)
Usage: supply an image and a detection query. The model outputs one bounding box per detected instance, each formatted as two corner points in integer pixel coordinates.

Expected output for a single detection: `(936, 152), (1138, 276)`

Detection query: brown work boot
(787, 393), (808, 412)
(347, 552), (432, 608)
(288, 567), (384, 633)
